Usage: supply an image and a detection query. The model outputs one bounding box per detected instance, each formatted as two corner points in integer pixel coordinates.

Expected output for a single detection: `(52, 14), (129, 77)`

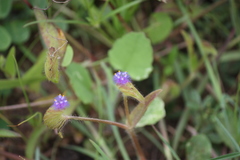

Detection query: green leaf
(34, 9), (67, 83)
(209, 152), (240, 160)
(0, 76), (46, 90)
(0, 55), (5, 69)
(160, 80), (181, 101)
(61, 45), (73, 67)
(28, 0), (48, 9)
(136, 97), (165, 128)
(23, 50), (46, 91)
(145, 13), (173, 44)
(202, 40), (217, 56)
(54, 15), (69, 31)
(186, 89), (201, 110)
(214, 110), (240, 151)
(109, 32), (153, 80)
(89, 139), (110, 160)
(0, 129), (21, 138)
(64, 145), (105, 160)
(16, 112), (42, 128)
(181, 30), (198, 71)
(102, 0), (144, 21)
(0, 25), (11, 51)
(186, 134), (212, 160)
(0, 0), (12, 19)
(4, 46), (16, 78)
(0, 119), (9, 130)
(66, 63), (93, 104)
(4, 20), (30, 44)
(45, 47), (60, 83)
(26, 125), (47, 159)
(34, 9), (67, 57)
(129, 89), (162, 128)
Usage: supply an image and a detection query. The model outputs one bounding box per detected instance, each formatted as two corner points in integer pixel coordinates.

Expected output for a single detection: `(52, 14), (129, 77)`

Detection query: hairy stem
(64, 115), (129, 130)
(123, 95), (131, 126)
(127, 129), (146, 160)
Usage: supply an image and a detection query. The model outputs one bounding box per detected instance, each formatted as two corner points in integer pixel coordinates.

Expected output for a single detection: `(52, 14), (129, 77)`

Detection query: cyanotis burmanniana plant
(43, 94), (70, 135)
(113, 71), (144, 102)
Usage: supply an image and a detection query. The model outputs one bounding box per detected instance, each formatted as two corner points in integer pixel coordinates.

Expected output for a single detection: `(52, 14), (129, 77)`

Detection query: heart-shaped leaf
(145, 13), (173, 44)
(109, 32), (153, 80)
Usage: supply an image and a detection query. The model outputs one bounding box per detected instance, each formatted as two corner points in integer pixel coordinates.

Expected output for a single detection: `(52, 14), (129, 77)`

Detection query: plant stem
(108, 2), (132, 32)
(64, 115), (129, 130)
(127, 129), (146, 160)
(0, 99), (53, 111)
(159, 120), (173, 160)
(176, 0), (223, 104)
(123, 95), (131, 126)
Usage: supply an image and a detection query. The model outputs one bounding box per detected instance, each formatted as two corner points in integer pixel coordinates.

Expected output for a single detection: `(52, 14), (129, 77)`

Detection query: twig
(154, 41), (186, 59)
(64, 115), (129, 130)
(0, 99), (52, 111)
(64, 32), (96, 61)
(0, 150), (30, 160)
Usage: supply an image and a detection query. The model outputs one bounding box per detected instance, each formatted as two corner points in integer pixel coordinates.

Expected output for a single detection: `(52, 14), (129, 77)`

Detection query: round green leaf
(136, 97), (165, 128)
(145, 13), (173, 44)
(0, 26), (11, 51)
(4, 20), (30, 44)
(61, 45), (73, 67)
(108, 32), (153, 80)
(186, 134), (212, 160)
(0, 0), (12, 19)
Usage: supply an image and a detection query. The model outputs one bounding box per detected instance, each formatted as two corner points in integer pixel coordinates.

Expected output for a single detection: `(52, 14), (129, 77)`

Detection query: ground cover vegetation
(0, 0), (240, 159)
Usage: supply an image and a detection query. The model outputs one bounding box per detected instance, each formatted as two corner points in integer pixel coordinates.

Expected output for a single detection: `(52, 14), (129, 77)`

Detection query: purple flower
(113, 71), (131, 85)
(52, 94), (69, 110)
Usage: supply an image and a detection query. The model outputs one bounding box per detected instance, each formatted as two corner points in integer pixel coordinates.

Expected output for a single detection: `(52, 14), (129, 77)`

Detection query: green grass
(0, 0), (240, 159)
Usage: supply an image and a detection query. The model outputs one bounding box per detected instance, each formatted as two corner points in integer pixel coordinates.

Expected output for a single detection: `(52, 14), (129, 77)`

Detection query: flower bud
(113, 71), (144, 102)
(43, 94), (70, 135)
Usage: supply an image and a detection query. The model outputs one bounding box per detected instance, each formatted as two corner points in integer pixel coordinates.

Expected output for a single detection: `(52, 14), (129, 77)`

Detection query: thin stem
(167, 0), (227, 41)
(13, 55), (32, 114)
(152, 126), (181, 160)
(127, 129), (146, 160)
(159, 120), (173, 160)
(108, 2), (132, 32)
(64, 115), (129, 130)
(0, 99), (53, 111)
(0, 150), (30, 160)
(176, 0), (222, 103)
(64, 32), (95, 60)
(123, 95), (131, 125)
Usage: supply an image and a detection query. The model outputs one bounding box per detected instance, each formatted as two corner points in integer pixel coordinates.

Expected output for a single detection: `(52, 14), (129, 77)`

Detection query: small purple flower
(52, 94), (69, 110)
(113, 71), (131, 85)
